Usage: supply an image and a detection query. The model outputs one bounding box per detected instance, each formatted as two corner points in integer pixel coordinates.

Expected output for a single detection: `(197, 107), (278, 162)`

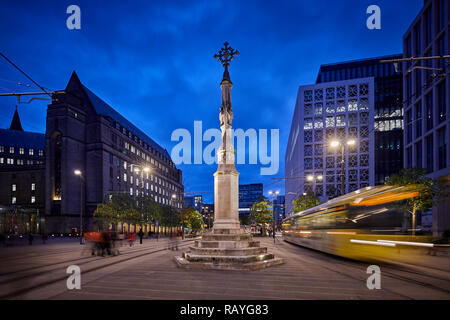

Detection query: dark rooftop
(0, 129), (45, 149)
(70, 72), (170, 160)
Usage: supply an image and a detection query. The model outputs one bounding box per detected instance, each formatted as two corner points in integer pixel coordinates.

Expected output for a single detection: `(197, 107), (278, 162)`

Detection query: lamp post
(268, 190), (279, 244)
(74, 170), (84, 245)
(171, 194), (177, 234)
(306, 174), (323, 196)
(330, 139), (356, 196)
(130, 164), (150, 235)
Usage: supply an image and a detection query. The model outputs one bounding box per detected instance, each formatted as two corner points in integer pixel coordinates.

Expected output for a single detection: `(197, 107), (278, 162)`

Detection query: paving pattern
(3, 237), (448, 300)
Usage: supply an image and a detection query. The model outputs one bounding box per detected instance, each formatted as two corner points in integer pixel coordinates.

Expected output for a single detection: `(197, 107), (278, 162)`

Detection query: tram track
(0, 239), (195, 300)
(282, 240), (450, 298)
(0, 240), (177, 277)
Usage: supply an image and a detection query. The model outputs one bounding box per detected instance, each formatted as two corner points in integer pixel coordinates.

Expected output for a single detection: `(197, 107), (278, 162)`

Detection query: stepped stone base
(174, 228), (284, 271)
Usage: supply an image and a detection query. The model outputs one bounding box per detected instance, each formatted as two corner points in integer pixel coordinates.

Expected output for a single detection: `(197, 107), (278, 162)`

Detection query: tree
(385, 168), (450, 235)
(141, 195), (162, 227)
(239, 214), (250, 226)
(93, 193), (139, 232)
(292, 192), (320, 213)
(249, 200), (273, 236)
(188, 210), (204, 235)
(180, 207), (203, 236)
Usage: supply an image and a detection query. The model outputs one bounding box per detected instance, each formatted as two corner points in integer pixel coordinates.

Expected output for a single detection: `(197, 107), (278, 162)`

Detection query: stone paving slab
(11, 237), (449, 300)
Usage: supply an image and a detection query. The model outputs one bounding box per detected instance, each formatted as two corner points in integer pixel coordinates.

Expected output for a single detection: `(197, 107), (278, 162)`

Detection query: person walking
(138, 228), (144, 245)
(42, 232), (48, 244)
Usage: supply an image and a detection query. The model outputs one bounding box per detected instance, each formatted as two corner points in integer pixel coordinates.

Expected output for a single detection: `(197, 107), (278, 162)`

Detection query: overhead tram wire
(0, 52), (52, 98)
(0, 77), (32, 88)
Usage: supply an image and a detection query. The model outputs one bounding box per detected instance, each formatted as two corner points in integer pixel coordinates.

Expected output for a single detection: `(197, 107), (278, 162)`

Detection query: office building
(403, 0), (449, 235)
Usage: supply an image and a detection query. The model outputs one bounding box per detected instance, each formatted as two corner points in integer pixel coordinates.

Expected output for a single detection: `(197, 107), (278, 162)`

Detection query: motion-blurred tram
(282, 185), (437, 262)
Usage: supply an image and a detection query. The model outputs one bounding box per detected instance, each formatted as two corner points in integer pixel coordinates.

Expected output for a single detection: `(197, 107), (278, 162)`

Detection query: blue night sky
(0, 0), (422, 203)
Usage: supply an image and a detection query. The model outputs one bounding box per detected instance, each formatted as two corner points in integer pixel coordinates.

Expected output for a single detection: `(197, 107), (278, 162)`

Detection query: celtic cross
(214, 41), (239, 70)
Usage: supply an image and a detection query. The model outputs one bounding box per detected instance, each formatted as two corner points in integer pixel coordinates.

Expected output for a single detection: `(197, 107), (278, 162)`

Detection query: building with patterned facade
(43, 72), (184, 233)
(285, 78), (375, 215)
(403, 0), (449, 236)
(316, 54), (404, 185)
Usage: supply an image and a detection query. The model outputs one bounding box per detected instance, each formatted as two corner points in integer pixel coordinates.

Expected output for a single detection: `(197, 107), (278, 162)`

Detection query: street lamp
(74, 170), (84, 245)
(268, 190), (279, 244)
(171, 194), (177, 234)
(330, 139), (356, 196)
(306, 174), (323, 195)
(130, 164), (150, 236)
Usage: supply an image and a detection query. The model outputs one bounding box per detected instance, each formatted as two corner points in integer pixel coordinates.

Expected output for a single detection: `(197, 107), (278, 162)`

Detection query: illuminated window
(31, 196), (36, 204)
(9, 147), (14, 154)
(0, 146), (4, 153)
(12, 184), (16, 191)
(19, 148), (24, 154)
(336, 101), (346, 113)
(348, 99), (358, 111)
(314, 103), (323, 115)
(29, 149), (34, 156)
(336, 115), (346, 127)
(314, 118), (323, 129)
(304, 118), (313, 130)
(12, 197), (16, 204)
(38, 149), (43, 156)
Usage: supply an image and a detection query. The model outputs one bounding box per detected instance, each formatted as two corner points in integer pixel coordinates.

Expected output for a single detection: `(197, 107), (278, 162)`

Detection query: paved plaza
(1, 237), (449, 300)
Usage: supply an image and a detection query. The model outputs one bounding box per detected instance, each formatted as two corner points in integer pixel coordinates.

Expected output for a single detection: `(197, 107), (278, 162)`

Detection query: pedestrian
(42, 232), (48, 244)
(138, 228), (144, 244)
(28, 232), (33, 245)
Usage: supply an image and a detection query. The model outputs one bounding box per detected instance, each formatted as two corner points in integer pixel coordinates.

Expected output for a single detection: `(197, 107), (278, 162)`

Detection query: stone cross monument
(212, 42), (240, 230)
(174, 42), (283, 270)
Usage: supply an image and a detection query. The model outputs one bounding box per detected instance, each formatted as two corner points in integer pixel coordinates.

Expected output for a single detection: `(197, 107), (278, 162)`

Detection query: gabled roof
(67, 72), (170, 159)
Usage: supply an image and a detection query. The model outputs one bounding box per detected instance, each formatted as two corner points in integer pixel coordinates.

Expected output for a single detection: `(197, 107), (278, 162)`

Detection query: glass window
(438, 81), (446, 123)
(415, 102), (422, 138)
(304, 118), (313, 130)
(31, 196), (36, 204)
(426, 134), (434, 173)
(0, 146), (3, 153)
(438, 0), (445, 32)
(31, 183), (35, 191)
(406, 109), (412, 143)
(314, 118), (323, 129)
(426, 93), (433, 131)
(9, 147), (14, 154)
(414, 21), (421, 55)
(19, 148), (24, 154)
(425, 6), (432, 46)
(29, 149), (34, 156)
(12, 184), (16, 191)
(416, 141), (422, 168)
(12, 197), (16, 204)
(438, 127), (447, 170)
(406, 147), (412, 168)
